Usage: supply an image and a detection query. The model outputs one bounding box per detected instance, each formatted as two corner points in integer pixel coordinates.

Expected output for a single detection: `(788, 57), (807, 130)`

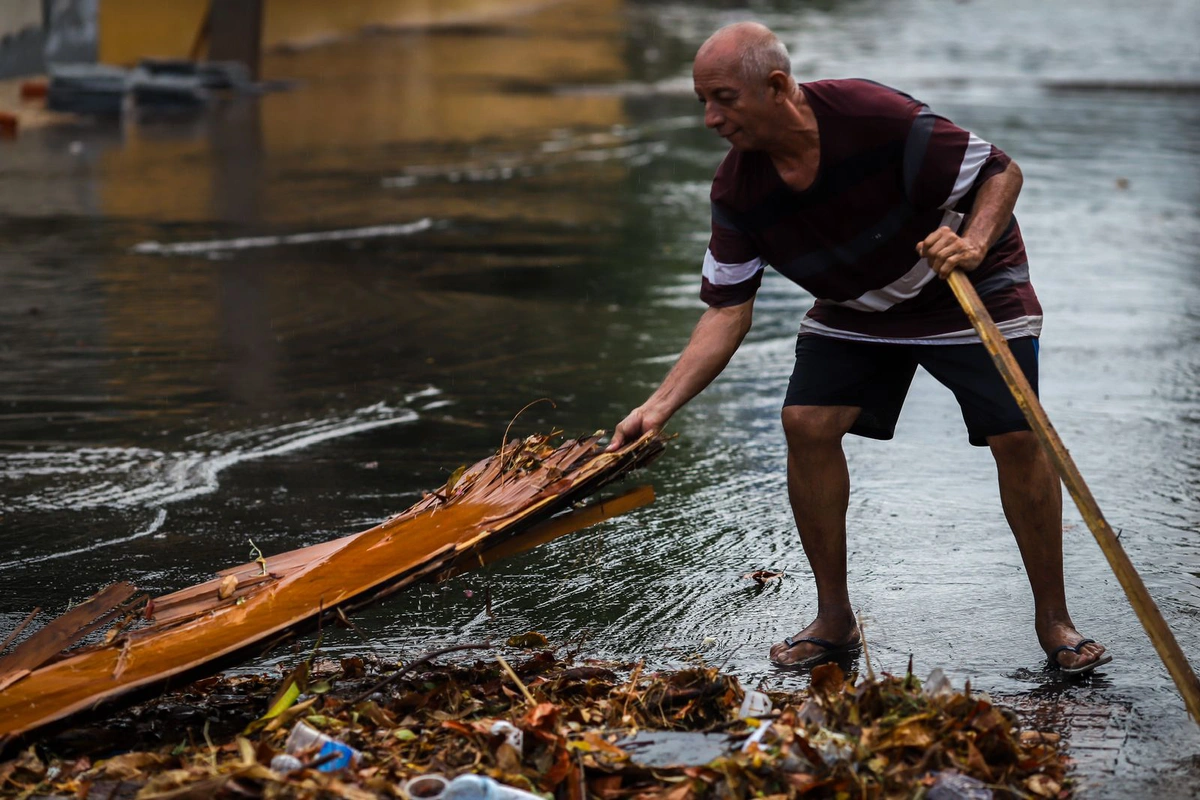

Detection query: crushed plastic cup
(404, 774), (450, 799)
(444, 774), (544, 800)
(284, 720), (361, 772)
(738, 689), (772, 718)
(404, 774), (544, 800)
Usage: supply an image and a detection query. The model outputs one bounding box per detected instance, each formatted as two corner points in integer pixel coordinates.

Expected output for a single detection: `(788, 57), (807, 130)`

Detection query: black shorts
(784, 334), (1039, 447)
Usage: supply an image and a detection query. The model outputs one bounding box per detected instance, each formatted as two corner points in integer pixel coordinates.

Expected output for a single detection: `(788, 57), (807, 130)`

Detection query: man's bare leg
(989, 430), (1107, 670)
(770, 405), (862, 664)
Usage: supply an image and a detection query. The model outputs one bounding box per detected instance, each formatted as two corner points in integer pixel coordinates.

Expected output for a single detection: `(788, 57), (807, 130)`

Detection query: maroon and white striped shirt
(701, 79), (1041, 344)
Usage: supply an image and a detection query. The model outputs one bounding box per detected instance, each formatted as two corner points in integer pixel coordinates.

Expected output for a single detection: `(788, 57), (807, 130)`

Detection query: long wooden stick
(947, 270), (1200, 722)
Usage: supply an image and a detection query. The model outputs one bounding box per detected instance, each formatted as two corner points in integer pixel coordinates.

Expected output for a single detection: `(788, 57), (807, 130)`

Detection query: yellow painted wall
(99, 0), (564, 65)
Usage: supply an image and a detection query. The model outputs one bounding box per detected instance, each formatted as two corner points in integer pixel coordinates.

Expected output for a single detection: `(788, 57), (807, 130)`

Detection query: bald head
(696, 22), (791, 86)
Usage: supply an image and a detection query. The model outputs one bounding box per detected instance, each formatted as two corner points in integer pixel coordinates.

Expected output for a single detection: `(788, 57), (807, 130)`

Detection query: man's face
(693, 55), (773, 151)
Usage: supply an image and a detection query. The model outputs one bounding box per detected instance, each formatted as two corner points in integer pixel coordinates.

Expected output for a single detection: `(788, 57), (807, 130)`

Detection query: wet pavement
(2, 0), (1199, 795)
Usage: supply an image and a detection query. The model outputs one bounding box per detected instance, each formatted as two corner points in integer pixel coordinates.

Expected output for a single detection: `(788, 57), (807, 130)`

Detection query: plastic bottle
(284, 720), (362, 772)
(443, 774), (543, 800)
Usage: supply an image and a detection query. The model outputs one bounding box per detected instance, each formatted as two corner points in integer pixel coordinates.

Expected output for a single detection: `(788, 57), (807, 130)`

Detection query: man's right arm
(606, 297), (754, 451)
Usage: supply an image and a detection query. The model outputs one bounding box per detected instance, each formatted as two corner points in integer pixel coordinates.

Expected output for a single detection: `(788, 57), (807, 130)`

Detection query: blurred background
(1, 1), (1198, 795)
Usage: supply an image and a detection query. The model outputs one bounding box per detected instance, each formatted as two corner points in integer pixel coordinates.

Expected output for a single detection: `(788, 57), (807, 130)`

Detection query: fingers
(605, 413), (641, 452)
(916, 227), (983, 279)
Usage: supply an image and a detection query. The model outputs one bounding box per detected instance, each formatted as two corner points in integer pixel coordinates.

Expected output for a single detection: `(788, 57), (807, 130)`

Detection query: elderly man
(608, 22), (1110, 674)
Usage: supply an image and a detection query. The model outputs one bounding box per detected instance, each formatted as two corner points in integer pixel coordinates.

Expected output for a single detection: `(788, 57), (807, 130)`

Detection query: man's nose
(704, 103), (723, 129)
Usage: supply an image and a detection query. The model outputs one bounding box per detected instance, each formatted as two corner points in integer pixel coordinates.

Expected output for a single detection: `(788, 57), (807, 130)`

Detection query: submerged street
(2, 1), (1198, 795)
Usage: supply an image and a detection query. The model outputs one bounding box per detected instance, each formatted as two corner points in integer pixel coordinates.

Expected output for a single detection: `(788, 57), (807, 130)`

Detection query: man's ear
(767, 70), (791, 101)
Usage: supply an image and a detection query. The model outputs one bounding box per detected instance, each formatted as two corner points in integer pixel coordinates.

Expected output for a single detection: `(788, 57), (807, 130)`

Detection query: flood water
(2, 0), (1199, 795)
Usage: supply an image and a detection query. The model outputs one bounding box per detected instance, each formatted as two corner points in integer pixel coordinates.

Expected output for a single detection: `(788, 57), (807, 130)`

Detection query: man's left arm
(917, 160), (1023, 279)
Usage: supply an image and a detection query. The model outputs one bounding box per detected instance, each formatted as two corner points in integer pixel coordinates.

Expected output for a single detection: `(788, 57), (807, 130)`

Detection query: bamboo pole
(947, 270), (1200, 723)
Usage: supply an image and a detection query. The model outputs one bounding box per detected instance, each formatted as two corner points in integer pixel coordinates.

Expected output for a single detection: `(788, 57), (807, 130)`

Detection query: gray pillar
(206, 0), (262, 80)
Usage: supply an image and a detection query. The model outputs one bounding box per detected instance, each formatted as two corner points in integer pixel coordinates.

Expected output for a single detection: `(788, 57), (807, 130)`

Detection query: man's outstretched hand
(917, 226), (986, 279)
(605, 407), (668, 452)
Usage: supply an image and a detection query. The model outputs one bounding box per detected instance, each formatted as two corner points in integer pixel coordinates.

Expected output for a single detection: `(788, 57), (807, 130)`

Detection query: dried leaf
(1025, 773), (1061, 797)
(217, 575), (239, 600)
(506, 631), (550, 649)
(98, 751), (171, 780)
(809, 662), (845, 696)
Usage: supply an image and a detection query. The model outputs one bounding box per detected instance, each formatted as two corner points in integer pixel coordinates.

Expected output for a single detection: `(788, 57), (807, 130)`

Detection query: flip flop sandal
(1047, 639), (1113, 676)
(771, 634), (861, 668)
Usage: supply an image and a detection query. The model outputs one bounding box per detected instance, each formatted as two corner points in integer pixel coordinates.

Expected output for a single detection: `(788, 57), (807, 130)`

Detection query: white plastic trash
(404, 774), (544, 800)
(490, 721), (524, 751)
(738, 689), (772, 718)
(444, 774), (544, 800)
(284, 720), (362, 772)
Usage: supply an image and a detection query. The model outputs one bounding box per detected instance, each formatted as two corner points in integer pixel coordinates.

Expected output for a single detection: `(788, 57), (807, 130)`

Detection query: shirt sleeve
(903, 105), (1012, 213)
(699, 202), (765, 307)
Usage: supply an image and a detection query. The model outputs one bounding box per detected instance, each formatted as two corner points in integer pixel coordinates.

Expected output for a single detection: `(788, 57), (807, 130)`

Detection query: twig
(496, 654), (536, 705)
(620, 660), (644, 724)
(334, 607), (381, 659)
(857, 610), (875, 683)
(349, 642), (492, 704)
(0, 607), (40, 655)
(202, 718), (217, 773)
(499, 398), (556, 471)
(248, 539), (267, 576)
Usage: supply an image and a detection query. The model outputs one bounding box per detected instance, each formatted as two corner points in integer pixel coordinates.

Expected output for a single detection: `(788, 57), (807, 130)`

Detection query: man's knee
(781, 405), (859, 449)
(987, 430), (1043, 465)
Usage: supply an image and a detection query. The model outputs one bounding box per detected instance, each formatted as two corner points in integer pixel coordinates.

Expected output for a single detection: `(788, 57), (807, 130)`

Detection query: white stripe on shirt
(799, 314), (1043, 345)
(943, 134), (994, 209)
(702, 248), (765, 285)
(827, 210), (962, 313)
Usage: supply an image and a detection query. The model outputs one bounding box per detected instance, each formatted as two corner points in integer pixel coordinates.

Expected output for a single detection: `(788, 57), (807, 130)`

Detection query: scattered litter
(924, 666), (955, 698)
(283, 719), (361, 772)
(0, 649), (1070, 798)
(740, 720), (773, 752)
(737, 688), (772, 718)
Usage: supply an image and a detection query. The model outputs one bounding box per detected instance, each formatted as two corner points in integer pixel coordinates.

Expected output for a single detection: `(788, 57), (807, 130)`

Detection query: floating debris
(0, 646), (1069, 798)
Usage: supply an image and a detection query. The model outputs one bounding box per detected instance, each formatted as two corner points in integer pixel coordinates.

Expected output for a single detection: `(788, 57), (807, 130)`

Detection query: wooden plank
(0, 432), (665, 742)
(947, 270), (1200, 724)
(0, 608), (39, 655)
(0, 584), (135, 682)
(457, 484), (655, 574)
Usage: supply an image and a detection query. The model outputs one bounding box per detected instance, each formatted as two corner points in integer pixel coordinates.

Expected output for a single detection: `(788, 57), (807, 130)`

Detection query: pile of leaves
(0, 640), (1068, 799)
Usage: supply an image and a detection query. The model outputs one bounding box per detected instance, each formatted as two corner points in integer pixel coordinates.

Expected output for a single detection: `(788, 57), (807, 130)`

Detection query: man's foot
(769, 617), (860, 667)
(1039, 621), (1110, 674)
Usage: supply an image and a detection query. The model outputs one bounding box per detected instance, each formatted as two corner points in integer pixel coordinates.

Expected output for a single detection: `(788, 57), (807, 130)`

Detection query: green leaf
(242, 662), (308, 735)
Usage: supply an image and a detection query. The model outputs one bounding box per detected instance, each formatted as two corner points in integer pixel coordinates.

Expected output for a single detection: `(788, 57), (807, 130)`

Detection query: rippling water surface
(2, 1), (1198, 795)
